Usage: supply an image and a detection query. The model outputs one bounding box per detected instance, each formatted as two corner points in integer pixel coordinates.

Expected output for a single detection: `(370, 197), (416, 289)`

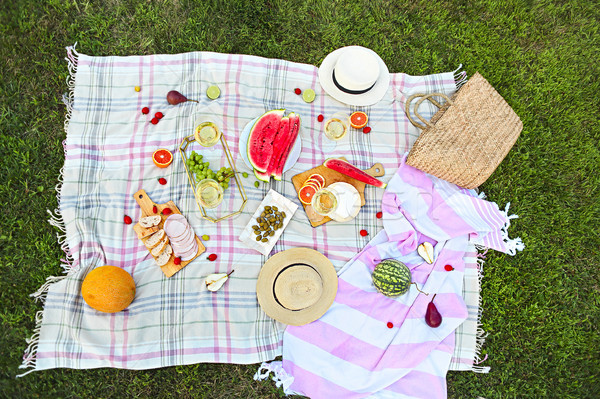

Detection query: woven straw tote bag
(405, 72), (522, 189)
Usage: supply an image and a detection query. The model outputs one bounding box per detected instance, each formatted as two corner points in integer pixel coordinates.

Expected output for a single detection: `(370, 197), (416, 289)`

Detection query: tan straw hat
(318, 46), (390, 106)
(256, 247), (338, 326)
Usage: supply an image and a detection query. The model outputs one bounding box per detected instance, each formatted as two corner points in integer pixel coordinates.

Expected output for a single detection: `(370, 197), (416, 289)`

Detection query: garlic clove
(204, 270), (234, 292)
(417, 242), (435, 264)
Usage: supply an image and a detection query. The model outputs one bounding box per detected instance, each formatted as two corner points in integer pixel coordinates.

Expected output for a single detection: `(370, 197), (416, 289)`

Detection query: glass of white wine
(196, 178), (224, 209)
(194, 121), (221, 147)
(324, 112), (350, 141)
(311, 188), (338, 217)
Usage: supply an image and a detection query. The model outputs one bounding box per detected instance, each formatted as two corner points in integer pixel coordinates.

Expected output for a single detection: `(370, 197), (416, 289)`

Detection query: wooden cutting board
(132, 189), (205, 277)
(291, 159), (385, 227)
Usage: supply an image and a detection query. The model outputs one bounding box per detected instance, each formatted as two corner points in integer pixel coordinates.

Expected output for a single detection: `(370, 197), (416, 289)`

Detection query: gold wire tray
(179, 134), (247, 223)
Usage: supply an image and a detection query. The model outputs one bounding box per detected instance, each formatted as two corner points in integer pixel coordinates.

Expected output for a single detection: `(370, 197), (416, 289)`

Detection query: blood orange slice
(307, 174), (326, 188)
(301, 181), (322, 192)
(350, 111), (368, 129)
(153, 149), (173, 168)
(298, 185), (317, 205)
(304, 178), (323, 190)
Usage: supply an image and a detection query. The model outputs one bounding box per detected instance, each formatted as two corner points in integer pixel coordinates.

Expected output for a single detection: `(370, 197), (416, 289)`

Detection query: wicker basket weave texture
(406, 72), (522, 189)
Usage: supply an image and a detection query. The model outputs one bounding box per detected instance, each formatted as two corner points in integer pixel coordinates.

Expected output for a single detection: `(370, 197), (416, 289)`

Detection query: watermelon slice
(323, 158), (387, 188)
(254, 168), (270, 182)
(272, 113), (301, 181)
(265, 116), (291, 179)
(247, 109), (286, 173)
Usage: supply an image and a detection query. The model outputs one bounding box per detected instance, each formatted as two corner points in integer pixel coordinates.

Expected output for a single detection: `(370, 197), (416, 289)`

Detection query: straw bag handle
(405, 93), (454, 129)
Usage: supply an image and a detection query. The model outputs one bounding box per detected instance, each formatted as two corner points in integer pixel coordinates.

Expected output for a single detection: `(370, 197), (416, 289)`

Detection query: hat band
(332, 70), (376, 95)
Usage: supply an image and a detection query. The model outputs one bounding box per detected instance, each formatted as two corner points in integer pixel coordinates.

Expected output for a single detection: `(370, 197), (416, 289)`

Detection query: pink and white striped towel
(255, 155), (523, 398)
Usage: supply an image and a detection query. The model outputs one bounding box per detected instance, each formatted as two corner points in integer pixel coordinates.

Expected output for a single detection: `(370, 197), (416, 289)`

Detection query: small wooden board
(133, 189), (205, 277)
(291, 159), (385, 227)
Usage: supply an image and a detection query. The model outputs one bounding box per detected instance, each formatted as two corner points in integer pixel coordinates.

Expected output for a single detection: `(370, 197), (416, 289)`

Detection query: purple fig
(167, 90), (198, 105)
(425, 294), (442, 328)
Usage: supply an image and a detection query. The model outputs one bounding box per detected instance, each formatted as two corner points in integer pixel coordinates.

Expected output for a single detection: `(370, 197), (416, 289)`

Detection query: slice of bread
(156, 248), (171, 267)
(144, 229), (166, 249)
(139, 215), (162, 228)
(151, 238), (170, 257)
(138, 225), (159, 239)
(162, 244), (173, 257)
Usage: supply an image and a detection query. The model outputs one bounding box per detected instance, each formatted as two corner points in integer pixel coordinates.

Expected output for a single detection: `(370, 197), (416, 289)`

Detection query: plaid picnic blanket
(20, 45), (492, 375)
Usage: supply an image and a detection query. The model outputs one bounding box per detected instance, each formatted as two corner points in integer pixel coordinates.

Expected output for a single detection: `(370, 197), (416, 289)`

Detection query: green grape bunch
(186, 151), (234, 190)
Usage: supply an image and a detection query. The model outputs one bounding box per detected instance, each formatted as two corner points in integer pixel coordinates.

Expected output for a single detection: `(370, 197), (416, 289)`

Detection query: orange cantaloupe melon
(81, 266), (136, 313)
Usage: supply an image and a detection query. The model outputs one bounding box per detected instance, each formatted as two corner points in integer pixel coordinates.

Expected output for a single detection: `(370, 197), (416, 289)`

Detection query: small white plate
(238, 115), (302, 173)
(327, 182), (361, 223)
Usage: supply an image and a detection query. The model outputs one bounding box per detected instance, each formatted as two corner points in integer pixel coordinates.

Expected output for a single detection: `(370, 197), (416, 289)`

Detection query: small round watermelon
(372, 259), (412, 297)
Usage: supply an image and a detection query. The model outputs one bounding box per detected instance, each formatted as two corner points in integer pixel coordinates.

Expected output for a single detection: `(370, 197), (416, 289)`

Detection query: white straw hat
(318, 46), (390, 106)
(256, 248), (338, 326)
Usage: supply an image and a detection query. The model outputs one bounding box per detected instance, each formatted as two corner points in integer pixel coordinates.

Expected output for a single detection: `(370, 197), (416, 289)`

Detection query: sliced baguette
(151, 238), (170, 257)
(138, 225), (159, 239)
(155, 248), (171, 267)
(139, 215), (162, 228)
(162, 243), (173, 257)
(144, 229), (166, 249)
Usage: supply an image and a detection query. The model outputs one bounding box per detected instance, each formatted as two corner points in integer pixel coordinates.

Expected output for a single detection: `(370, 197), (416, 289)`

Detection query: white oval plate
(238, 115), (302, 173)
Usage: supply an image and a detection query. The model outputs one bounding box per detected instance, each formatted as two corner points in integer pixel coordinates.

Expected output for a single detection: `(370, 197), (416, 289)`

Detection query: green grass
(1, 0), (599, 397)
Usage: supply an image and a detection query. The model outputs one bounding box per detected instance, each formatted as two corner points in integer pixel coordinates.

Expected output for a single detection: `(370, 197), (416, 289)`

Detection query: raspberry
(124, 215), (132, 225)
(158, 178), (167, 185)
(155, 112), (164, 119)
(376, 211), (383, 219)
(444, 265), (454, 271)
(360, 229), (368, 237)
(363, 126), (372, 134)
(142, 107), (150, 114)
(173, 257), (182, 265)
(294, 88), (301, 95)
(151, 117), (159, 125)
(208, 254), (218, 261)
(162, 208), (172, 215)
(317, 114), (324, 122)
(387, 322), (394, 329)
(152, 205), (158, 214)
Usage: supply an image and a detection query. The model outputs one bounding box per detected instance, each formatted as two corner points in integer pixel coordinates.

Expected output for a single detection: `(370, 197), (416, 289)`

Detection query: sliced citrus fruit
(304, 178), (324, 190)
(153, 149), (173, 168)
(350, 111), (368, 129)
(301, 180), (322, 192)
(302, 89), (316, 103)
(308, 173), (326, 187)
(298, 185), (317, 205)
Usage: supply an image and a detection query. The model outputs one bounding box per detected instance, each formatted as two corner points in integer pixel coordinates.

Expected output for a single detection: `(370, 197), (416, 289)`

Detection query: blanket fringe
(254, 361), (297, 395)
(63, 42), (78, 134)
(453, 64), (468, 90)
(470, 254), (491, 373)
(16, 311), (44, 377)
(499, 202), (525, 256)
(18, 43), (80, 378)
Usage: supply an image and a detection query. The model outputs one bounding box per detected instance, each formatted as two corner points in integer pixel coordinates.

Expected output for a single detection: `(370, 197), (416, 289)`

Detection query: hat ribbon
(332, 70), (376, 95)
